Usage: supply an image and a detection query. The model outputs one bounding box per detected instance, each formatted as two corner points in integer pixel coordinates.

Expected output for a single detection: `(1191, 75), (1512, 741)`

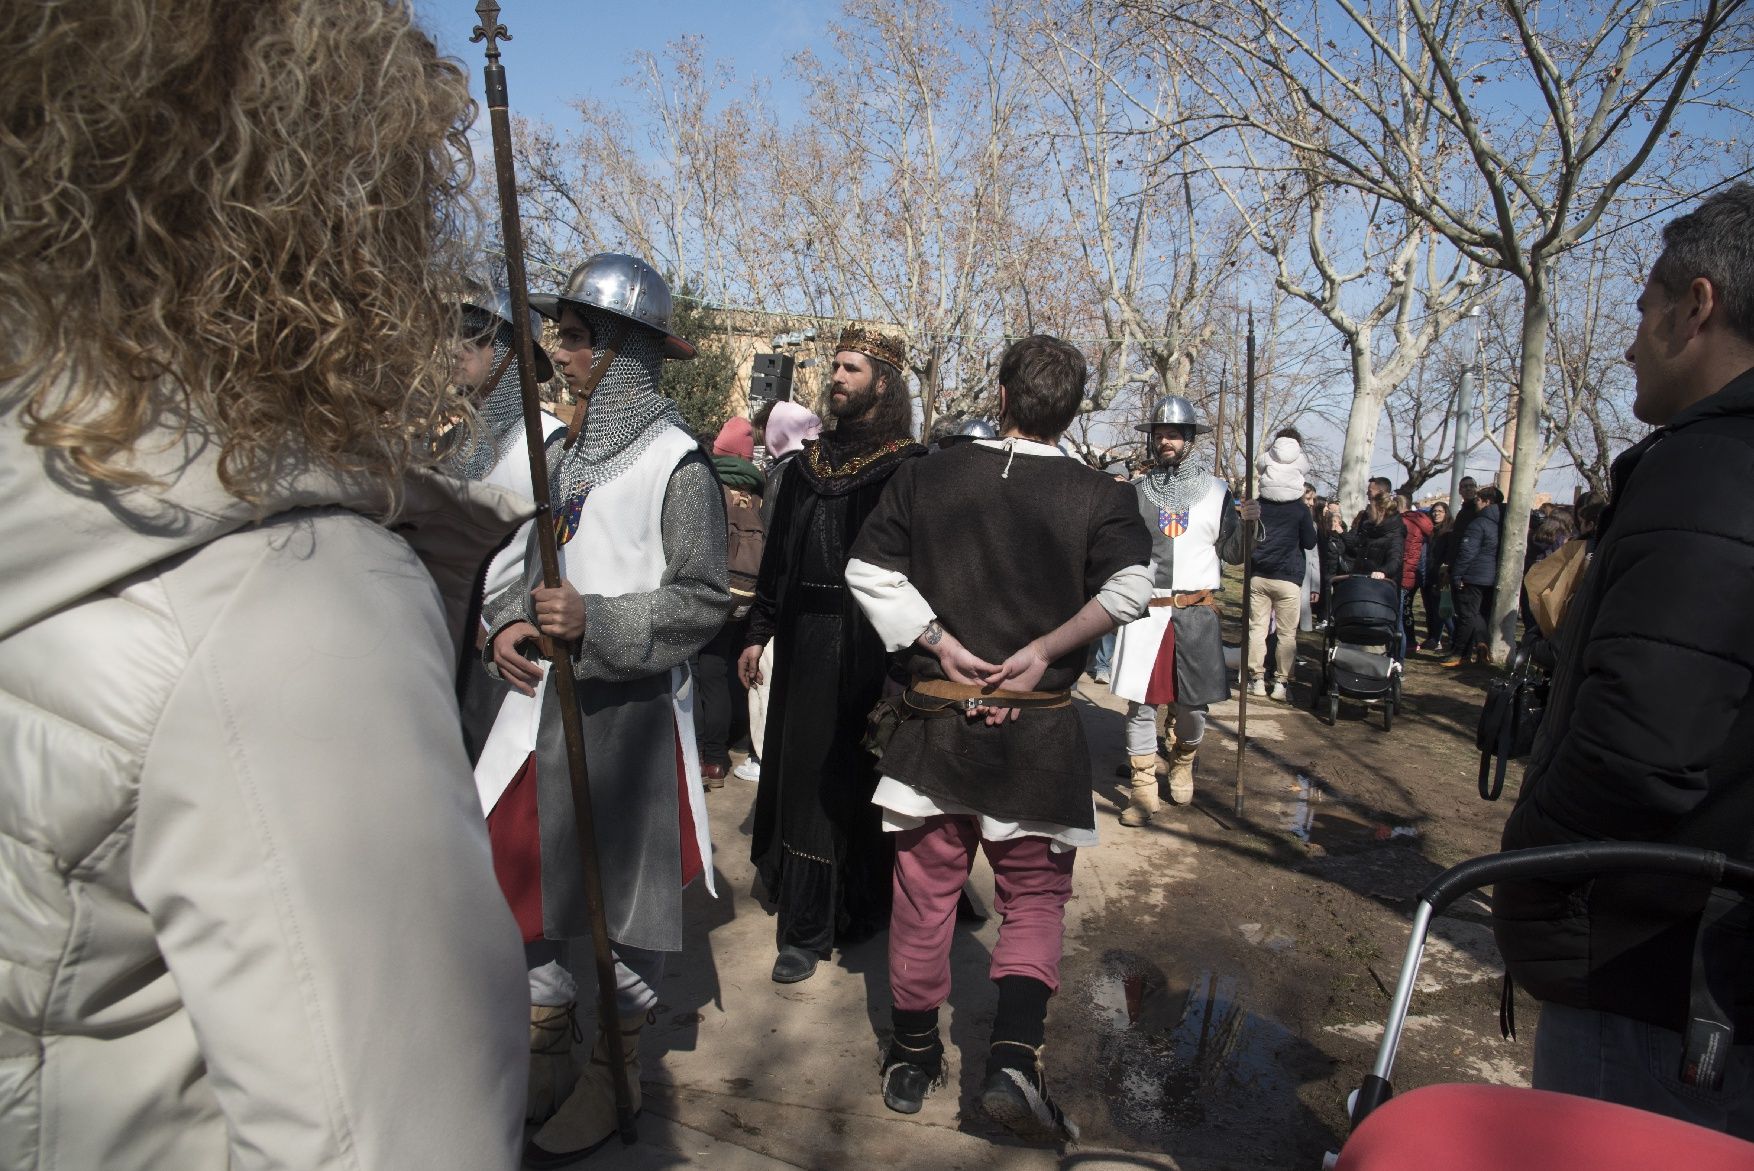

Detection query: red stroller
(1329, 843), (1754, 1170)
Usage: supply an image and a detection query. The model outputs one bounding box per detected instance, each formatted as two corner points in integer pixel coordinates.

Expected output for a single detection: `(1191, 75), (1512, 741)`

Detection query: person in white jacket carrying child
(1247, 429), (1318, 700)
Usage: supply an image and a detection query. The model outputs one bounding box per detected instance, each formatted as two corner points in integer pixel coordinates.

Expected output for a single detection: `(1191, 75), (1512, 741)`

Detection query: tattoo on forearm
(923, 619), (944, 647)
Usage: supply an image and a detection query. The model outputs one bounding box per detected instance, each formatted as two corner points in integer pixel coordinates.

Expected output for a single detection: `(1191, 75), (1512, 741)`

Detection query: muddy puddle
(1281, 771), (1420, 856)
(1081, 949), (1314, 1143)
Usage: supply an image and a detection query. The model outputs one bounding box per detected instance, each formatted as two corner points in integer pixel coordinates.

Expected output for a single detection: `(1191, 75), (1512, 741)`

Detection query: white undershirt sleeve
(845, 557), (936, 652)
(1098, 563), (1155, 625)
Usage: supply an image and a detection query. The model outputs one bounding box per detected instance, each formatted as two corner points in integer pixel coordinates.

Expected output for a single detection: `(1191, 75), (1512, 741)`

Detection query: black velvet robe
(745, 436), (925, 945)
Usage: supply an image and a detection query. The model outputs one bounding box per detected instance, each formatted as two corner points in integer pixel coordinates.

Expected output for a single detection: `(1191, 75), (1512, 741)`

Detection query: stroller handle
(1417, 842), (1754, 916)
(1352, 843), (1754, 1132)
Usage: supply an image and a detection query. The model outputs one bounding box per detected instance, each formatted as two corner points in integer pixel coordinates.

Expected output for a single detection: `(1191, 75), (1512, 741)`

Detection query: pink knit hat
(713, 416), (756, 460)
(763, 400), (822, 458)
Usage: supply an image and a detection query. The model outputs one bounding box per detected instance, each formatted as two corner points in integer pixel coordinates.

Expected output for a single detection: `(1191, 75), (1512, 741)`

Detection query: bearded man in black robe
(737, 325), (925, 983)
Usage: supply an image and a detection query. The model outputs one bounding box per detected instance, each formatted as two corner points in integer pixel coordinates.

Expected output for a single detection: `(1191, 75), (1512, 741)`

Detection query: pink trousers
(889, 815), (1076, 1012)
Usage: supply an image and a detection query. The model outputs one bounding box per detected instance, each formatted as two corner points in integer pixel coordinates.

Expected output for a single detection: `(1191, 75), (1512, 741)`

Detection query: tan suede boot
(526, 1002), (579, 1124)
(1119, 754), (1162, 827)
(1166, 740), (1198, 805)
(524, 1013), (645, 1168)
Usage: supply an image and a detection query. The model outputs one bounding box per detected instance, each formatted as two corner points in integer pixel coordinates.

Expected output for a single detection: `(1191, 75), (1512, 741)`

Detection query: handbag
(1475, 638), (1549, 800)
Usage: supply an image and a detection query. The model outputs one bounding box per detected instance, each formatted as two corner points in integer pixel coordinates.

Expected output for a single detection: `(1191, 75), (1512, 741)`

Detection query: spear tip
(471, 0), (510, 56)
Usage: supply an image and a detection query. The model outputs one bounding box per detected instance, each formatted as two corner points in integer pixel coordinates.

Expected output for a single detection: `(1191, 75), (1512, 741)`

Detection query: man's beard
(829, 379), (878, 421)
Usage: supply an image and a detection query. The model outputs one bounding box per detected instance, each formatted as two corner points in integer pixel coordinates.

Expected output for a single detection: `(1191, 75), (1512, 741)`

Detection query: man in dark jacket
(1492, 183), (1754, 1138)
(1441, 484), (1500, 666)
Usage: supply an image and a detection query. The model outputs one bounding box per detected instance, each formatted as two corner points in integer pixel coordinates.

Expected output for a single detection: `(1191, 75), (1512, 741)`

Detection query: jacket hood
(763, 401), (821, 458)
(0, 411), (533, 644)
(1257, 436), (1309, 502)
(1266, 435), (1306, 465)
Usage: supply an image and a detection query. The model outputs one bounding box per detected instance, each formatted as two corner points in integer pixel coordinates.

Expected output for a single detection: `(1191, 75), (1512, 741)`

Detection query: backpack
(724, 485), (765, 619)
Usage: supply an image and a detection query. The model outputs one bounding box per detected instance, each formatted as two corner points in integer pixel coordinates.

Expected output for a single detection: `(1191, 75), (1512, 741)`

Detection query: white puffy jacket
(0, 416), (531, 1169)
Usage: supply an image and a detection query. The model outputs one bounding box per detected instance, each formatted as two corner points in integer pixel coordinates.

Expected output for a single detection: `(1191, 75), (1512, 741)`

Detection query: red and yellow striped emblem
(1158, 507), (1189, 538)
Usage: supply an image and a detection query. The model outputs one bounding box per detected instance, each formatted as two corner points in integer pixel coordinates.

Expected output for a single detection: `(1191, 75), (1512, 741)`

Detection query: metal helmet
(460, 287), (554, 382)
(955, 417), (999, 439)
(528, 253), (697, 361)
(1134, 395), (1211, 435)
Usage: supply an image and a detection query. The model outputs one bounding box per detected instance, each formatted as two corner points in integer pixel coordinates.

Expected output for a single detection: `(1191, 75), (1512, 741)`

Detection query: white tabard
(1110, 476), (1227, 704)
(472, 425), (713, 896)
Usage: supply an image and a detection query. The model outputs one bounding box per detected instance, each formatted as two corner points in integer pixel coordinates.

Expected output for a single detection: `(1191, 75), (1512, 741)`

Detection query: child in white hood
(1257, 428), (1310, 503)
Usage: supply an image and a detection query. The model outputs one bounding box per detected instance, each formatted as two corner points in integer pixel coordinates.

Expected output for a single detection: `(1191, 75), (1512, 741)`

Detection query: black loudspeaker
(749, 352), (795, 401)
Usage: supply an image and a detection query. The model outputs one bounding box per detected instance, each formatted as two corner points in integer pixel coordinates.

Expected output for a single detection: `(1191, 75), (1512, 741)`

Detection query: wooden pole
(472, 1), (636, 1144)
(1234, 309), (1258, 818)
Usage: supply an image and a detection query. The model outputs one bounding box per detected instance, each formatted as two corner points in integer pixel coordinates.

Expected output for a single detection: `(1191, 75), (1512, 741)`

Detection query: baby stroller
(1314, 575), (1403, 730)
(1328, 843), (1754, 1170)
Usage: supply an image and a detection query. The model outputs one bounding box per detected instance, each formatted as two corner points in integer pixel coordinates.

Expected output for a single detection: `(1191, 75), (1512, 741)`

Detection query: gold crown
(834, 324), (906, 371)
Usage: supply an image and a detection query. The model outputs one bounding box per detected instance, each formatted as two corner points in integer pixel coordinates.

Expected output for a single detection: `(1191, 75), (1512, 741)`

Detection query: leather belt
(1148, 590), (1218, 610)
(905, 677), (1072, 713)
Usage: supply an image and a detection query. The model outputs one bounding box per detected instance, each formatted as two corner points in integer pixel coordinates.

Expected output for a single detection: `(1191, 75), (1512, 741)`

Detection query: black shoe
(770, 945), (819, 984)
(880, 1058), (938, 1114)
(880, 1026), (944, 1114)
(979, 1066), (1079, 1144)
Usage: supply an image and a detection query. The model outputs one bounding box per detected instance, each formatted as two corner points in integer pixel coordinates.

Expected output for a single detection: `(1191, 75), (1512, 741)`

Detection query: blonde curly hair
(1, 0), (477, 506)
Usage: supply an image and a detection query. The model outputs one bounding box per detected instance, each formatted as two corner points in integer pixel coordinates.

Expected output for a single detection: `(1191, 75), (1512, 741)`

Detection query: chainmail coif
(552, 307), (687, 504)
(1140, 442), (1215, 514)
(447, 337), (529, 481)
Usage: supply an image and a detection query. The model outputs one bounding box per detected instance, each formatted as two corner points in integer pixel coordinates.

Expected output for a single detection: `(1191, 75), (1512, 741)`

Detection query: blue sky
(415, 1), (817, 129)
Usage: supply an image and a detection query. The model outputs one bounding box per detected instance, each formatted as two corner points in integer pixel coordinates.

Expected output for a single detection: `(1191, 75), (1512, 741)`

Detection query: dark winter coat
(1399, 509), (1434, 590)
(1493, 367), (1754, 1038)
(1336, 514), (1404, 579)
(1253, 496), (1318, 585)
(1453, 503), (1500, 586)
(1445, 498), (1480, 568)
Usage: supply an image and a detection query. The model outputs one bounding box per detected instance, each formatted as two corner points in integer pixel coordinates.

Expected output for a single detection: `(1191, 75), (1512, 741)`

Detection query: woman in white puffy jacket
(0, 4), (530, 1168)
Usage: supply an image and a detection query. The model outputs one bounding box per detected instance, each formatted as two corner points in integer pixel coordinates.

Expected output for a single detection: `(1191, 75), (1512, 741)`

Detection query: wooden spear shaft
(1234, 309), (1257, 818)
(472, 1), (636, 1144)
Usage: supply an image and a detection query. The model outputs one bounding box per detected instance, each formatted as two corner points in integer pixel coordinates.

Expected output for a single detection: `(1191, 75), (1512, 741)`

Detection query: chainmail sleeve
(575, 451), (731, 682)
(478, 578), (531, 677)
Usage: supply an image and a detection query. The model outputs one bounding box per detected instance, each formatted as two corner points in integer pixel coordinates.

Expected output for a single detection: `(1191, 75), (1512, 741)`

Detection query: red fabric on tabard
(486, 751), (544, 943)
(676, 731), (703, 888)
(1336, 1083), (1754, 1171)
(1143, 615), (1177, 705)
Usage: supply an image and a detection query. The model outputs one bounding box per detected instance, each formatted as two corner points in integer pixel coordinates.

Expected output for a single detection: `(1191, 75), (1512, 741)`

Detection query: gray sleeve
(575, 454), (732, 682)
(1097, 563), (1155, 624)
(478, 568), (533, 678)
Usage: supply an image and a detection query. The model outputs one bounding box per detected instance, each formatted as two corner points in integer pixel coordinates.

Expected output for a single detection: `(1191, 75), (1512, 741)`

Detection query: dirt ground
(578, 580), (1538, 1170)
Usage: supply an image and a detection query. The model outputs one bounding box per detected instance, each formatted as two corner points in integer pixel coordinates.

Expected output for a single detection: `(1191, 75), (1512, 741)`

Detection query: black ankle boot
(979, 1044), (1079, 1143)
(880, 1007), (943, 1115)
(980, 976), (1078, 1142)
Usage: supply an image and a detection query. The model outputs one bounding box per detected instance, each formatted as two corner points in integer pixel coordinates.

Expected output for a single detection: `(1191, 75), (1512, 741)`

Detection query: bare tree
(1142, 0), (1748, 656)
(763, 0), (1041, 428)
(1028, 4), (1251, 410)
(1544, 238), (1647, 498)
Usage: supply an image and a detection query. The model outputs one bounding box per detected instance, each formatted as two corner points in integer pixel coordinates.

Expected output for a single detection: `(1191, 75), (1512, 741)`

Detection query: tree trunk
(1488, 269), (1551, 660)
(1336, 341), (1384, 521)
